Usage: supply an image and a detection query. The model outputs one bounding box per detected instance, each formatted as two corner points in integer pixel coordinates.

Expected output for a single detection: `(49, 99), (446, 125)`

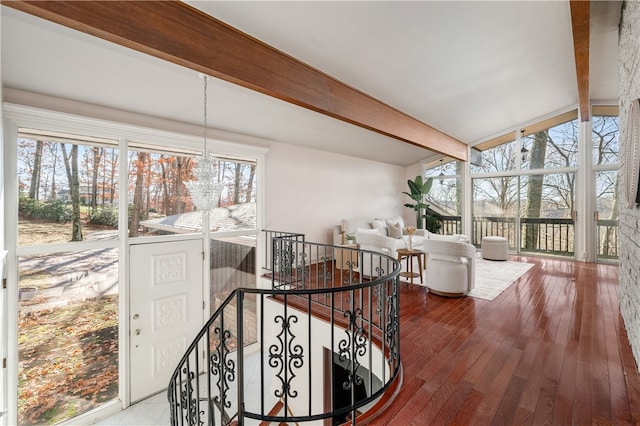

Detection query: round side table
(397, 248), (424, 284)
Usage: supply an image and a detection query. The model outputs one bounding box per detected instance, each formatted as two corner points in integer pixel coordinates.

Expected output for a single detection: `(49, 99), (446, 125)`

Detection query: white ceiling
(1, 1), (620, 166)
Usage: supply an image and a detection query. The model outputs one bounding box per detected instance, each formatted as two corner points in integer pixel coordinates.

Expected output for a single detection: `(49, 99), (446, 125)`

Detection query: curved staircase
(168, 232), (402, 425)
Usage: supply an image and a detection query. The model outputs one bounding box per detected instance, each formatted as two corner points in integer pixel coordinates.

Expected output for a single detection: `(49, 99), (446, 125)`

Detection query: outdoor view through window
(16, 132), (258, 425)
(425, 114), (619, 260)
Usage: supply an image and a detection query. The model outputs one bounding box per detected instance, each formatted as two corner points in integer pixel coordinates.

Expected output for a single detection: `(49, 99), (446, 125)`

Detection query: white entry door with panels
(129, 239), (205, 402)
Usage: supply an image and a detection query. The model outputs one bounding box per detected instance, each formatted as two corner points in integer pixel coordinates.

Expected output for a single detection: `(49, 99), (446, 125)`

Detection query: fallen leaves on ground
(18, 295), (119, 425)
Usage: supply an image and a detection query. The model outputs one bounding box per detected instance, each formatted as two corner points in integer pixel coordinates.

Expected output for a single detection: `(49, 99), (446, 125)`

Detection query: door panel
(129, 239), (204, 402)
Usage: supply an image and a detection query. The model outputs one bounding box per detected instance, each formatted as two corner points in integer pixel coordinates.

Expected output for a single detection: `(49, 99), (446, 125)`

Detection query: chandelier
(186, 74), (224, 211)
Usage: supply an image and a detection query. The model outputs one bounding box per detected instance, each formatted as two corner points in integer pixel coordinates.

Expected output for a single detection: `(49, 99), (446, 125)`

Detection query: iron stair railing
(168, 231), (402, 425)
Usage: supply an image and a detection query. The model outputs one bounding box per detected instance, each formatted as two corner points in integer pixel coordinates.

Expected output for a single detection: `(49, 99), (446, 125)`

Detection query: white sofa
(332, 217), (468, 278)
(332, 216), (468, 247)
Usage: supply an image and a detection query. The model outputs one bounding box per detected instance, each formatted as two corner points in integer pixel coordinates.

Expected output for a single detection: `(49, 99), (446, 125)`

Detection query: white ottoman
(481, 236), (508, 261)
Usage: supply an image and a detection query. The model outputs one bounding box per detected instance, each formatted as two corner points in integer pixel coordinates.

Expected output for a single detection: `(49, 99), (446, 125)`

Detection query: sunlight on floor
(92, 350), (265, 425)
(93, 393), (169, 426)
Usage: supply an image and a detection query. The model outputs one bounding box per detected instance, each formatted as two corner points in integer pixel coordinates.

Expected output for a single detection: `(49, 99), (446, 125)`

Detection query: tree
(158, 155), (170, 215)
(233, 162), (242, 204)
(523, 131), (547, 250)
(48, 143), (59, 201)
(29, 140), (44, 200)
(107, 149), (118, 205)
(593, 116), (619, 165)
(473, 142), (521, 215)
(245, 163), (256, 203)
(61, 143), (83, 241)
(130, 151), (147, 237)
(91, 146), (103, 213)
(175, 156), (189, 214)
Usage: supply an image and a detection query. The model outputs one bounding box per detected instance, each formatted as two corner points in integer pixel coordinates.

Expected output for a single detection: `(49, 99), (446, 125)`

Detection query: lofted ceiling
(1, 1), (620, 166)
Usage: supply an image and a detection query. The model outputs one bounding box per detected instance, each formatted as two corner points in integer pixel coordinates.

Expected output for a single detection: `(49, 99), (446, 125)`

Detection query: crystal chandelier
(186, 74), (224, 211)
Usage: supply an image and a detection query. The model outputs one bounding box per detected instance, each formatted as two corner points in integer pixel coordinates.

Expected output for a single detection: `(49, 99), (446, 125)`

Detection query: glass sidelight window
(16, 130), (120, 425)
(592, 113), (620, 262)
(18, 249), (119, 425)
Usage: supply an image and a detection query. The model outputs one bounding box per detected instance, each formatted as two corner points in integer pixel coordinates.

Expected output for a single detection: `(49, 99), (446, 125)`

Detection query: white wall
(618, 0), (640, 370)
(264, 142), (410, 244)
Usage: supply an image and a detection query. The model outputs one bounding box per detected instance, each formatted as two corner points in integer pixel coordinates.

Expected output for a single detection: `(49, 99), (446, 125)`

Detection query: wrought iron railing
(261, 230), (305, 273)
(438, 215), (579, 257)
(472, 216), (576, 256)
(168, 231), (402, 425)
(440, 215), (619, 260)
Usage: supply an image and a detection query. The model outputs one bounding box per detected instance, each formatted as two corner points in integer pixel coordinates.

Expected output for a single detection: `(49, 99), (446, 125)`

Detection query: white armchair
(423, 239), (476, 297)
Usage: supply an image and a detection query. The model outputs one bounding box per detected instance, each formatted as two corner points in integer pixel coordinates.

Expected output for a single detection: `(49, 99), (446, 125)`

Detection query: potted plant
(403, 175), (433, 229)
(424, 209), (442, 233)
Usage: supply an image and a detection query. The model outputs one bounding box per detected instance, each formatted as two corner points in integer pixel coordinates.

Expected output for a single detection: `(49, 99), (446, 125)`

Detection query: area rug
(468, 258), (534, 301)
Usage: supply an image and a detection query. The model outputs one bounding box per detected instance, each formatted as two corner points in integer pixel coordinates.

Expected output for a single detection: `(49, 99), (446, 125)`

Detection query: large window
(425, 159), (463, 235)
(16, 130), (120, 425)
(7, 103), (266, 426)
(470, 117), (580, 256)
(425, 110), (619, 261)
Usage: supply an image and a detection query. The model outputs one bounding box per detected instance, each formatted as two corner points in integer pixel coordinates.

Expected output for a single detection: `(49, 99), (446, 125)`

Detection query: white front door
(129, 239), (205, 402)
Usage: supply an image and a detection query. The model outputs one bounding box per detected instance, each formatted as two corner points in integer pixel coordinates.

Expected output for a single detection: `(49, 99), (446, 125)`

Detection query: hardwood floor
(370, 256), (640, 425)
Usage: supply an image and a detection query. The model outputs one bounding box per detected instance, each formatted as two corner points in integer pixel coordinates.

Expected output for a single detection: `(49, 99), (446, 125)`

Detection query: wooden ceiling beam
(570, 0), (590, 122)
(4, 0), (468, 161)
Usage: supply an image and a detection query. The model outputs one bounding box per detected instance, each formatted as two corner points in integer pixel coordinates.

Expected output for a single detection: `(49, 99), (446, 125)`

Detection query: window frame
(4, 100), (268, 424)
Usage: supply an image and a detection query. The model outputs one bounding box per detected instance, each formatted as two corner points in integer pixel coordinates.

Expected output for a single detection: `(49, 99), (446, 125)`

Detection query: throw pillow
(387, 222), (403, 239)
(355, 227), (379, 244)
(371, 219), (388, 236)
(386, 216), (405, 231)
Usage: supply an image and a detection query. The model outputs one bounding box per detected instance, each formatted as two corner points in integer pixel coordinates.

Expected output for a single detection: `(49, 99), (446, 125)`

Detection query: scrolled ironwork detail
(275, 241), (296, 286)
(211, 326), (236, 409)
(374, 274), (385, 316)
(180, 367), (204, 426)
(338, 307), (367, 391)
(385, 278), (400, 363)
(319, 255), (332, 285)
(341, 260), (358, 286)
(269, 314), (303, 399)
(296, 249), (308, 288)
